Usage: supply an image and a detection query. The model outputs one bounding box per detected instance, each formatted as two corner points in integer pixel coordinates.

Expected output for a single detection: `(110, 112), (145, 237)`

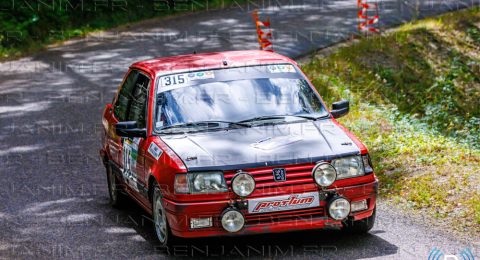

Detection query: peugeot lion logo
(273, 168), (287, 182)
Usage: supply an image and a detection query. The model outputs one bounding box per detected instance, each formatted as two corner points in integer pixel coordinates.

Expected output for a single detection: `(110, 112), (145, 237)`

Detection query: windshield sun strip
(152, 64), (329, 134)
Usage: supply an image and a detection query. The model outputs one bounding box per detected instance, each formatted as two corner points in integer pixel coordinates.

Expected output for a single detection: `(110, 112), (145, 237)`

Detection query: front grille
(245, 207), (325, 225)
(222, 163), (320, 226)
(224, 163), (316, 189)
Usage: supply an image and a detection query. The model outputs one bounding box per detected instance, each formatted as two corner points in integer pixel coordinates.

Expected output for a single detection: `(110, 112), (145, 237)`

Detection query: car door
(107, 70), (139, 170)
(120, 71), (151, 198)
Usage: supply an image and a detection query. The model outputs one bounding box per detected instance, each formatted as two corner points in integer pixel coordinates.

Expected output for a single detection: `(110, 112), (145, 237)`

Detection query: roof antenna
(193, 50), (197, 54)
(223, 60), (228, 66)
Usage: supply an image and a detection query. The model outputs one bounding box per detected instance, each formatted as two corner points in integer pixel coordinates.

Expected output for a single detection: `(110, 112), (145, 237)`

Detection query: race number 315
(161, 74), (186, 87)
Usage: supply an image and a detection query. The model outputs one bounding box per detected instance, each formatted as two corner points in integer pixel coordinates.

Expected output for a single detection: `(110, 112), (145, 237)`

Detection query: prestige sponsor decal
(249, 192), (320, 214)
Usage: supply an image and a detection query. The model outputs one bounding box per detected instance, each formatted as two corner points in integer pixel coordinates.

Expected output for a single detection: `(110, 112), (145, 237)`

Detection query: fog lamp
(221, 209), (245, 233)
(328, 197), (351, 220)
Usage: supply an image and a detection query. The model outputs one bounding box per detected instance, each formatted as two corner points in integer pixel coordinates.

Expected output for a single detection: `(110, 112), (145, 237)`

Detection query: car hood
(161, 119), (360, 171)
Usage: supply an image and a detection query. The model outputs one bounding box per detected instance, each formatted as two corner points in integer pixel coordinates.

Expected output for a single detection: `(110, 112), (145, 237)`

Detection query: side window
(114, 70), (139, 121)
(127, 73), (150, 128)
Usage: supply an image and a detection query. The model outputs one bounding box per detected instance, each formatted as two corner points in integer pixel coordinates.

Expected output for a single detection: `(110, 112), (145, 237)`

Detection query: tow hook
(229, 198), (248, 210)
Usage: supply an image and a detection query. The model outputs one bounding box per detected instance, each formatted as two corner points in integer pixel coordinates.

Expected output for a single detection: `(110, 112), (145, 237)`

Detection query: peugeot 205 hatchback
(100, 50), (378, 246)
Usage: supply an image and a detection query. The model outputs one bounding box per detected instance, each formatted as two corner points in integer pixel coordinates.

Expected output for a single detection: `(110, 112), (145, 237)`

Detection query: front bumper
(163, 180), (378, 238)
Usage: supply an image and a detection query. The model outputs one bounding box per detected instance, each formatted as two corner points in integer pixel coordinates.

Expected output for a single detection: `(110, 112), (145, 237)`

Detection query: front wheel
(344, 208), (376, 234)
(152, 182), (177, 246)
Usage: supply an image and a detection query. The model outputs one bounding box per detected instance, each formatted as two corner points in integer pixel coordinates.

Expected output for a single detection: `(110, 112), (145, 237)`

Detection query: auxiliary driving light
(328, 197), (351, 220)
(351, 200), (368, 212)
(190, 217), (213, 229)
(312, 162), (337, 187)
(231, 172), (255, 197)
(221, 209), (245, 233)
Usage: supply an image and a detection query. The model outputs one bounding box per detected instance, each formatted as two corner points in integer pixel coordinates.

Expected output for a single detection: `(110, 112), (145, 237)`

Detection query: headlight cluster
(175, 155), (373, 194)
(174, 172), (227, 194)
(313, 155), (373, 187)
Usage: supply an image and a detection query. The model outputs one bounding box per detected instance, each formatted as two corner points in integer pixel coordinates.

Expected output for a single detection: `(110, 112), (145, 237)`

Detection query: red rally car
(100, 50), (378, 246)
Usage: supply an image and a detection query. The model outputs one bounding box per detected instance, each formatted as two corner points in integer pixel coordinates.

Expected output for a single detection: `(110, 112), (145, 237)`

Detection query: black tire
(106, 164), (125, 207)
(344, 208), (376, 234)
(152, 182), (177, 247)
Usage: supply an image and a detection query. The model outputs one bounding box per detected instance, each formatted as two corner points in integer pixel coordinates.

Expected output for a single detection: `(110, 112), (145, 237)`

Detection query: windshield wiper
(158, 120), (250, 132)
(237, 115), (288, 124)
(237, 114), (330, 125)
(290, 114), (331, 120)
(201, 120), (251, 128)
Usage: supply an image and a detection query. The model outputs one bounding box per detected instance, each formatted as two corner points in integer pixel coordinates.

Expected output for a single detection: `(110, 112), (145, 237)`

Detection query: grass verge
(301, 7), (480, 236)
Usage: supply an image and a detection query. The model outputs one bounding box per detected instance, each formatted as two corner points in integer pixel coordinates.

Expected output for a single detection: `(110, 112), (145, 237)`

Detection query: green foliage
(423, 56), (480, 148)
(303, 13), (480, 150)
(471, 196), (480, 224)
(466, 26), (480, 43)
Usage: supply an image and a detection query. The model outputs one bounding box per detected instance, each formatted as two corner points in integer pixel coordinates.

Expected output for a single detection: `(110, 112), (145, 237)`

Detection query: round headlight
(328, 197), (351, 220)
(221, 209), (245, 233)
(312, 162), (337, 187)
(231, 172), (255, 197)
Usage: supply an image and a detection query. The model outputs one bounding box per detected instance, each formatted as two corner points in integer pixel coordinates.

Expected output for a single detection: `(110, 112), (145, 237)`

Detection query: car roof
(130, 50), (297, 77)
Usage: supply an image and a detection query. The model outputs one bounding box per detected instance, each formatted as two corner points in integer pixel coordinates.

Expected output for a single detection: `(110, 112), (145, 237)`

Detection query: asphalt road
(1, 0), (479, 259)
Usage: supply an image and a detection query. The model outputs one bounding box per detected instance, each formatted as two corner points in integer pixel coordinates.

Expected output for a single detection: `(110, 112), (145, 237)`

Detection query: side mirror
(331, 100), (350, 119)
(115, 121), (146, 138)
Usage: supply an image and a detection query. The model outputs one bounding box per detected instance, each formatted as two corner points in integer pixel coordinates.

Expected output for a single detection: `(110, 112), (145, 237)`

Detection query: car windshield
(154, 64), (329, 132)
